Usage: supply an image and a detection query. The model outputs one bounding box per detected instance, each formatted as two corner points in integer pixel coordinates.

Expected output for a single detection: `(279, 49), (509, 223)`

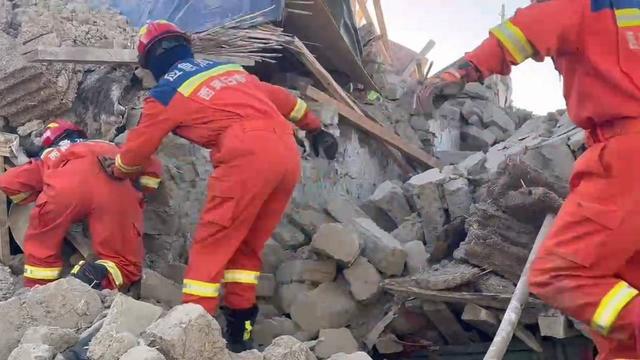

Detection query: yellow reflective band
(183, 279), (221, 297)
(177, 64), (245, 97)
(96, 260), (124, 288)
(616, 8), (640, 28)
(70, 260), (85, 275)
(243, 320), (253, 341)
(115, 154), (142, 174)
(139, 176), (161, 189)
(288, 98), (308, 123)
(490, 20), (534, 64)
(9, 192), (31, 204)
(591, 281), (639, 335)
(223, 270), (260, 285)
(24, 265), (62, 281)
(46, 122), (60, 128)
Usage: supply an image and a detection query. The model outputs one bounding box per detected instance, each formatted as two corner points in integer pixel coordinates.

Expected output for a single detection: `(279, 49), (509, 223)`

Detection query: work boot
(222, 305), (259, 353)
(70, 261), (109, 290)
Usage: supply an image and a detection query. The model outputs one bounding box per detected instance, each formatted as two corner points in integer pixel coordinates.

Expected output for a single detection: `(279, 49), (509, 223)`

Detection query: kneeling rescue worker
(0, 120), (162, 291)
(418, 0), (640, 358)
(102, 20), (338, 352)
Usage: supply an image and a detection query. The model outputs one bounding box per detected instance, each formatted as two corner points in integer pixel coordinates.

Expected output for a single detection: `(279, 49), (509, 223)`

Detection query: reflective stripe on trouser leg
(223, 270), (260, 285)
(24, 264), (62, 281)
(183, 279), (221, 298)
(95, 260), (124, 288)
(591, 280), (639, 335)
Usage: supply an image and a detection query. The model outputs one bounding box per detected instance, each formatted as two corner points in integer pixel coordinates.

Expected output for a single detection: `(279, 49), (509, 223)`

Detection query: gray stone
(276, 260), (336, 285)
(253, 317), (298, 350)
(456, 152), (486, 177)
(120, 346), (166, 360)
(405, 168), (449, 249)
(461, 125), (496, 151)
(257, 274), (277, 298)
(287, 207), (334, 238)
(276, 283), (316, 314)
(325, 194), (369, 225)
(390, 214), (424, 244)
(434, 150), (480, 165)
(0, 278), (102, 360)
(230, 350), (263, 360)
(414, 261), (482, 290)
(311, 223), (360, 265)
(141, 268), (182, 308)
(368, 181), (412, 226)
(290, 282), (357, 332)
(443, 177), (473, 220)
(273, 221), (309, 250)
(404, 241), (429, 275)
(486, 126), (508, 142)
(0, 264), (15, 301)
(409, 116), (429, 132)
(482, 103), (516, 133)
(375, 333), (403, 354)
(394, 122), (423, 148)
(143, 304), (230, 360)
(461, 100), (482, 121)
(350, 218), (406, 276)
(8, 344), (55, 360)
(568, 130), (585, 152)
(522, 139), (575, 183)
(314, 328), (359, 359)
(463, 82), (492, 100)
(343, 257), (382, 302)
(87, 332), (137, 360)
(327, 352), (372, 360)
(262, 239), (288, 274)
(263, 336), (316, 360)
(20, 326), (78, 353)
(359, 201), (397, 233)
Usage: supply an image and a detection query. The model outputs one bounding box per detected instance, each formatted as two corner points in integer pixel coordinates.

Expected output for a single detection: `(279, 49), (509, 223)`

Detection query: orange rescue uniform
(0, 140), (162, 289)
(464, 0), (640, 357)
(113, 59), (321, 313)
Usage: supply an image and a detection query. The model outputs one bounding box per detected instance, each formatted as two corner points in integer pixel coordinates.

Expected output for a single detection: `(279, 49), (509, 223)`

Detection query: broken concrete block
(276, 283), (316, 314)
(521, 139), (575, 183)
(20, 326), (78, 353)
(422, 302), (471, 345)
(500, 187), (563, 227)
(404, 241), (428, 275)
(443, 177), (473, 220)
(257, 274), (276, 298)
(461, 125), (496, 151)
(368, 181), (412, 226)
(461, 100), (482, 121)
(290, 282), (358, 332)
(314, 328), (359, 359)
(435, 150), (480, 165)
(375, 333), (403, 354)
(538, 311), (579, 339)
(275, 259), (336, 284)
(253, 317), (298, 350)
(141, 268), (182, 307)
(405, 168), (448, 248)
(327, 352), (372, 360)
(273, 221), (309, 250)
(482, 102), (516, 133)
(0, 264), (15, 301)
(343, 257), (382, 302)
(350, 218), (406, 276)
(120, 346), (167, 360)
(87, 331), (138, 360)
(455, 152), (486, 178)
(463, 82), (492, 100)
(395, 121), (423, 148)
(263, 336), (316, 360)
(413, 261), (482, 290)
(311, 223), (360, 265)
(409, 116), (429, 132)
(466, 203), (538, 248)
(325, 194), (369, 225)
(8, 344), (55, 360)
(143, 304), (229, 360)
(288, 207), (335, 238)
(473, 273), (516, 295)
(262, 239), (288, 274)
(230, 350), (263, 360)
(359, 201), (397, 232)
(390, 213), (424, 244)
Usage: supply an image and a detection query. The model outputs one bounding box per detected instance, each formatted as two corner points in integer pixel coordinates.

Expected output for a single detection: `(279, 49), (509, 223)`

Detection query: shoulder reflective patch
(177, 64), (245, 97)
(616, 7), (640, 27)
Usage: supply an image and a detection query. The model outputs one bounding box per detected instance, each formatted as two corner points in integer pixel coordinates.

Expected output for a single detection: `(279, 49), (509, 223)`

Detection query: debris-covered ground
(0, 0), (594, 359)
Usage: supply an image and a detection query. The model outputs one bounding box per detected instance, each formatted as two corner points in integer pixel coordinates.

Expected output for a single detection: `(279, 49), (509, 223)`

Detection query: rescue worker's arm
(114, 97), (179, 178)
(136, 155), (163, 193)
(465, 0), (582, 78)
(0, 161), (44, 204)
(255, 80), (322, 133)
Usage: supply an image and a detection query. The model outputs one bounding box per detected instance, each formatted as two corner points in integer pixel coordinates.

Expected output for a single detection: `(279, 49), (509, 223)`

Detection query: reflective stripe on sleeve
(24, 265), (62, 281)
(115, 154), (143, 174)
(288, 98), (308, 123)
(591, 281), (639, 335)
(96, 260), (124, 288)
(177, 64), (245, 96)
(616, 8), (640, 27)
(183, 279), (221, 297)
(223, 269), (260, 285)
(9, 192), (31, 204)
(490, 20), (535, 64)
(139, 176), (161, 189)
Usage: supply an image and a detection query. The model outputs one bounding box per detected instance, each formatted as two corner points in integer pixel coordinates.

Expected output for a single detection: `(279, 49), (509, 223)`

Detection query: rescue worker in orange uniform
(419, 0), (640, 358)
(102, 21), (337, 352)
(0, 120), (162, 290)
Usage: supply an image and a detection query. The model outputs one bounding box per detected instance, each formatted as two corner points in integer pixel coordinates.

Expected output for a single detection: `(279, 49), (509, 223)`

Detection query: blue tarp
(90, 0), (284, 33)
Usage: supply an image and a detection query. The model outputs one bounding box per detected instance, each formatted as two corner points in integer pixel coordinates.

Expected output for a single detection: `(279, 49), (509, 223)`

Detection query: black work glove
(307, 129), (338, 160)
(97, 155), (123, 180)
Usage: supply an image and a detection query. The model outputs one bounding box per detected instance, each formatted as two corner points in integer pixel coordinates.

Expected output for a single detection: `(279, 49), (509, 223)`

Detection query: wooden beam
(401, 40), (436, 79)
(22, 47), (256, 66)
(372, 0), (391, 55)
(356, 0), (374, 25)
(423, 301), (472, 345)
(304, 85), (443, 169)
(0, 158), (9, 265)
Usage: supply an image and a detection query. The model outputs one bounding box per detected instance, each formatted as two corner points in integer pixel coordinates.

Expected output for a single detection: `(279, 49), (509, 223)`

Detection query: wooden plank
(304, 85), (443, 169)
(401, 40), (436, 79)
(423, 301), (472, 345)
(23, 47), (256, 66)
(372, 0), (390, 55)
(356, 0), (374, 26)
(0, 158), (9, 265)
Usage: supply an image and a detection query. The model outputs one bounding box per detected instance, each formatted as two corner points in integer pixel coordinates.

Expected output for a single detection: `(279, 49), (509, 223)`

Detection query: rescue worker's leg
(223, 155), (300, 352)
(83, 171), (145, 290)
(529, 135), (640, 359)
(23, 195), (80, 287)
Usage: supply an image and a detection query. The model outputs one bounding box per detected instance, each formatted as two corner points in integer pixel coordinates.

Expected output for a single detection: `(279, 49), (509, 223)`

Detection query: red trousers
(23, 158), (144, 289)
(182, 121), (300, 314)
(529, 120), (640, 359)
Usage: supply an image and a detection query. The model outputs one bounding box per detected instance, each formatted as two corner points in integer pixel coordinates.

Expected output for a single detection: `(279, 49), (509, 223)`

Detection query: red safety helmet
(41, 120), (86, 148)
(137, 20), (191, 68)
